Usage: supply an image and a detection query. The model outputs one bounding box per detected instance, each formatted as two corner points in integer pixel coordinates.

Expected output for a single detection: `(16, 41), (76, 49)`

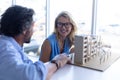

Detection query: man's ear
(23, 30), (27, 35)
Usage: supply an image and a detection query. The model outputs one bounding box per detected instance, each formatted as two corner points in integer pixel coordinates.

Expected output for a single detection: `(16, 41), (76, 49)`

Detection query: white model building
(74, 35), (102, 64)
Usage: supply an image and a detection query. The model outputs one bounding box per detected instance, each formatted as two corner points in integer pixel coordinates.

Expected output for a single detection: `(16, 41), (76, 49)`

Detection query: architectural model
(72, 35), (120, 71)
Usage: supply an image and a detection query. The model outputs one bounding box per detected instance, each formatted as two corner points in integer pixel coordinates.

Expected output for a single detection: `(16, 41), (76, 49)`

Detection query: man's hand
(51, 53), (71, 68)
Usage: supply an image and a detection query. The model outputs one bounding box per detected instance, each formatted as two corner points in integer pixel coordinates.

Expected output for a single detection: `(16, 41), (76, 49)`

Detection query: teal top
(46, 33), (70, 61)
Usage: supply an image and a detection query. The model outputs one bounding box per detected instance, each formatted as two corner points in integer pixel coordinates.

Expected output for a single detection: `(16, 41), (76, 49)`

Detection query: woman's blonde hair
(54, 11), (77, 46)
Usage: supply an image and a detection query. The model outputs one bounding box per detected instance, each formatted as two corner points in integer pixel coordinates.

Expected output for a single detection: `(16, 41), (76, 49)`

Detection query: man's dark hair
(0, 5), (35, 37)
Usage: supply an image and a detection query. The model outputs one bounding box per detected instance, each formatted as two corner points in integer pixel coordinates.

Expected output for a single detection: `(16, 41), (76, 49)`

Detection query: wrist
(51, 60), (60, 70)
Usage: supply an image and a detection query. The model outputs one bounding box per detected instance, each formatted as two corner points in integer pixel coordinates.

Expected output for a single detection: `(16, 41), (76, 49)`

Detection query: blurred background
(0, 0), (120, 60)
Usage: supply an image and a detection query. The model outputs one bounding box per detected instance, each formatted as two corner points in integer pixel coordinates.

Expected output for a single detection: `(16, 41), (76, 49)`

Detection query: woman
(39, 11), (77, 62)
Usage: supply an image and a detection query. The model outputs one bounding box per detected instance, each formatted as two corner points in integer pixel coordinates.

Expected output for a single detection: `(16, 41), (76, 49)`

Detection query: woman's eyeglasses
(57, 22), (72, 28)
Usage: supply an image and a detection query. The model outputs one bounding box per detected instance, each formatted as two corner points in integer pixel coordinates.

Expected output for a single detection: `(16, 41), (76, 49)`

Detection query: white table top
(50, 58), (120, 80)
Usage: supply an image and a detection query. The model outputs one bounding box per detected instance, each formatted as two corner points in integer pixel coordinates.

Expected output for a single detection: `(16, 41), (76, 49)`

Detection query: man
(0, 5), (70, 80)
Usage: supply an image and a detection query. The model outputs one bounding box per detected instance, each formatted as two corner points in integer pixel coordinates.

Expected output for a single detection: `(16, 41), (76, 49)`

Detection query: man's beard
(25, 37), (31, 43)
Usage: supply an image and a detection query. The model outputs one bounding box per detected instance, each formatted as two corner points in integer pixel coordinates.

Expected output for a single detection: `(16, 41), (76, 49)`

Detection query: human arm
(40, 39), (51, 62)
(0, 47), (70, 80)
(0, 46), (47, 80)
(44, 53), (70, 80)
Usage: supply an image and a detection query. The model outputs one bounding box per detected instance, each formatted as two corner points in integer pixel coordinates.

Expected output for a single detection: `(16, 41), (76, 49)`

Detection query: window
(15, 0), (46, 54)
(97, 0), (120, 54)
(49, 0), (93, 35)
(0, 0), (46, 57)
(0, 0), (12, 16)
(1, 0), (120, 56)
(49, 0), (120, 55)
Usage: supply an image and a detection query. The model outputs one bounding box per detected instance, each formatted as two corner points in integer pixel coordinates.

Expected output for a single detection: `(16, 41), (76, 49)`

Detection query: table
(50, 58), (120, 80)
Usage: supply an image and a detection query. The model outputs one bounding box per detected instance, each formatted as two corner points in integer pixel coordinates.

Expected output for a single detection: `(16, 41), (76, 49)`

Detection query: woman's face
(56, 16), (72, 39)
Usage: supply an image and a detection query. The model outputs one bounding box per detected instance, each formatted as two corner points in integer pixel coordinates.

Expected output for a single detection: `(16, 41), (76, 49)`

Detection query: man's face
(24, 22), (34, 43)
